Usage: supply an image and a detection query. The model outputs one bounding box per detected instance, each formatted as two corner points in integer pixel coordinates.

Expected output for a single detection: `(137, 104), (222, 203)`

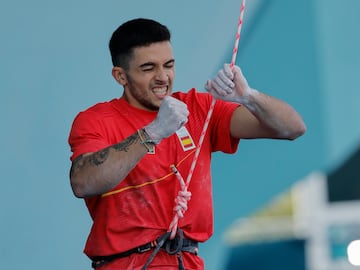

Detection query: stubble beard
(126, 78), (160, 111)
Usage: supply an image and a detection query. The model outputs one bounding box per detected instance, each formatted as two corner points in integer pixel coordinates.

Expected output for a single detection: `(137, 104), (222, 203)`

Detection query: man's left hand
(205, 64), (255, 105)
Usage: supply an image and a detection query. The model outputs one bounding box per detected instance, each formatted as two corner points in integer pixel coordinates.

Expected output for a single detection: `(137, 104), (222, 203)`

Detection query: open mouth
(152, 86), (168, 99)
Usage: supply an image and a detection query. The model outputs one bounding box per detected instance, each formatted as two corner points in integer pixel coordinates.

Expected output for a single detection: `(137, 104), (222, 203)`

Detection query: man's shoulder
(73, 99), (120, 123)
(80, 98), (118, 114)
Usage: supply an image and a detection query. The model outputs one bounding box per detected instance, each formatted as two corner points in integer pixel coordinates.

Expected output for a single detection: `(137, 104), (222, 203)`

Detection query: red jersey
(68, 89), (240, 259)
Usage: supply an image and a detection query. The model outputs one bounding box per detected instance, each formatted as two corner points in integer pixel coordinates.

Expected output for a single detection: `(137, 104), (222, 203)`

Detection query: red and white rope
(230, 0), (246, 68)
(168, 0), (247, 239)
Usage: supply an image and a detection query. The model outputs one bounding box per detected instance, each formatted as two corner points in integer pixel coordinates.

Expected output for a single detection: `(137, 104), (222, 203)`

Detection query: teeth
(153, 87), (167, 94)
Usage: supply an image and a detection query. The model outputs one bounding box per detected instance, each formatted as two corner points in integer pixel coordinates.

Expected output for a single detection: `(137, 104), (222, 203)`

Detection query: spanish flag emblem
(176, 126), (196, 151)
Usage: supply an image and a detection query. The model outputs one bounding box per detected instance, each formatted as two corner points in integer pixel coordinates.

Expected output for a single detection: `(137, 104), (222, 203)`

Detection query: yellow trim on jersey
(101, 149), (197, 198)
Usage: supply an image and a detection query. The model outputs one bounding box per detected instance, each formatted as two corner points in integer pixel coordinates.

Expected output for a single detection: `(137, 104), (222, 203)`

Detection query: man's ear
(112, 67), (127, 86)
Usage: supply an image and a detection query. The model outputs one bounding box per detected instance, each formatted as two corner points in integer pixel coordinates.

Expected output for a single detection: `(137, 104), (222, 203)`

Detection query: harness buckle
(137, 245), (151, 253)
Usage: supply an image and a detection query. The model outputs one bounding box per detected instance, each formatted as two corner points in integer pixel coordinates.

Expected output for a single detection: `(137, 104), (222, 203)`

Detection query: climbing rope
(142, 1), (247, 269)
(167, 0), (247, 239)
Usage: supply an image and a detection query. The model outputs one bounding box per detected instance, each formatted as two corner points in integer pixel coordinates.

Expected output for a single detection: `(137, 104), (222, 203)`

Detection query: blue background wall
(1, 0), (359, 269)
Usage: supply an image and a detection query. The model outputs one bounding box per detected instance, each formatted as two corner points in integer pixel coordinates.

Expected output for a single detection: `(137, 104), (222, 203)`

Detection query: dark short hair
(109, 18), (171, 68)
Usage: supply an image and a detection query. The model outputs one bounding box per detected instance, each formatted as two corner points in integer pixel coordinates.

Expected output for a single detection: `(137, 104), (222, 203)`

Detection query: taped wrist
(137, 129), (156, 153)
(143, 125), (162, 145)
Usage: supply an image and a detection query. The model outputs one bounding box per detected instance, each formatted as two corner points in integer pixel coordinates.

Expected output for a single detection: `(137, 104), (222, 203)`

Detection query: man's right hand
(145, 96), (189, 144)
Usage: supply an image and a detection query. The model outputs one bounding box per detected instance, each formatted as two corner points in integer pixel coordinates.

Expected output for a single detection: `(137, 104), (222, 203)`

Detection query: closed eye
(139, 59), (175, 71)
(164, 59), (175, 69)
(140, 63), (155, 72)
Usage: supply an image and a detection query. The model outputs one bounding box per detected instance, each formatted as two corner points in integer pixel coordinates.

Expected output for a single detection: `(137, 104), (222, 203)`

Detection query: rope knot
(174, 190), (191, 218)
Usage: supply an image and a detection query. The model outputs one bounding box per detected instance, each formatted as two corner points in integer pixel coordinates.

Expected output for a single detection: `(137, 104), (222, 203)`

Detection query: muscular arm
(70, 131), (148, 198)
(69, 96), (189, 198)
(206, 64), (306, 140)
(230, 90), (306, 140)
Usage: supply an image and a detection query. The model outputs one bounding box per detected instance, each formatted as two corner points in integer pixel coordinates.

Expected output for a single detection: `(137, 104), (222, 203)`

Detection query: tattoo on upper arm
(90, 148), (110, 165)
(70, 154), (85, 177)
(70, 132), (140, 175)
(113, 132), (139, 152)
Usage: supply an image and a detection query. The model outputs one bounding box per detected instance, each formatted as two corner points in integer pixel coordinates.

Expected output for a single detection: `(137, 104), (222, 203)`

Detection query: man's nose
(155, 68), (168, 81)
